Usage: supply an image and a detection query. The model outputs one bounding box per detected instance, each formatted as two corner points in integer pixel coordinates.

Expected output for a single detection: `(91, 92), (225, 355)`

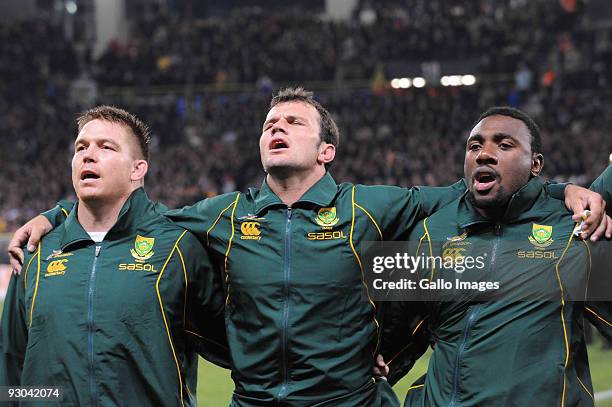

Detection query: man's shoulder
(410, 200), (460, 237)
(536, 191), (571, 213)
(38, 226), (64, 248)
(209, 191), (242, 205)
(419, 194), (461, 220)
(191, 191), (242, 216)
(138, 211), (200, 243)
(347, 183), (417, 207)
(147, 224), (205, 255)
(350, 183), (411, 194)
(527, 196), (575, 236)
(20, 228), (64, 276)
(159, 192), (241, 225)
(524, 191), (574, 229)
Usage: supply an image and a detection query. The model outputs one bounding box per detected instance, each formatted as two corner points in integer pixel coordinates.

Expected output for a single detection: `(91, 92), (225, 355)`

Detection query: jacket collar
(457, 176), (545, 229)
(250, 172), (339, 214)
(58, 188), (154, 250)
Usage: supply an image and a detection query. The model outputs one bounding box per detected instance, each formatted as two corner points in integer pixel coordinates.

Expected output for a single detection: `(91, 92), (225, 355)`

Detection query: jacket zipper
(277, 207), (292, 403)
(448, 223), (499, 406)
(88, 245), (101, 406)
(448, 304), (482, 407)
(490, 223), (501, 268)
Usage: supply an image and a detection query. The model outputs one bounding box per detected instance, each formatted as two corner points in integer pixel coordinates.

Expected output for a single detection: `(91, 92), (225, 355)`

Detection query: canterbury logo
(46, 259), (68, 276)
(240, 222), (261, 240)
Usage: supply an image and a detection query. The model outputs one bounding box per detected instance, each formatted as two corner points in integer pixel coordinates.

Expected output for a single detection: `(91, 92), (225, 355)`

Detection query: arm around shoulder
(354, 180), (465, 241)
(590, 164), (612, 211)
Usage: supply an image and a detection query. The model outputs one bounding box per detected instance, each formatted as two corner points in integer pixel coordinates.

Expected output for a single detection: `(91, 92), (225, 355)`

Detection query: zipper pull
(95, 246), (101, 257)
(287, 207), (293, 219)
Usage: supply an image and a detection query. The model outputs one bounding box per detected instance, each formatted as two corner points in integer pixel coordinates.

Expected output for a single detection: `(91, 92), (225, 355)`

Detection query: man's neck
(77, 195), (130, 233)
(266, 168), (326, 206)
(473, 206), (506, 221)
(471, 195), (512, 221)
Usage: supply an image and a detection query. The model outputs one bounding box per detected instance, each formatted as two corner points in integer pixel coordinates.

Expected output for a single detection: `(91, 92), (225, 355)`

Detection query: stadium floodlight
(412, 77), (426, 88)
(448, 75), (461, 86)
(390, 79), (401, 89)
(440, 76), (450, 86)
(65, 0), (78, 14)
(461, 75), (477, 86)
(399, 78), (412, 88)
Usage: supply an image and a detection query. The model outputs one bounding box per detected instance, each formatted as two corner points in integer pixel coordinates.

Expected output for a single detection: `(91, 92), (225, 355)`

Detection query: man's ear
(531, 153), (544, 176)
(131, 160), (148, 182)
(318, 143), (336, 165)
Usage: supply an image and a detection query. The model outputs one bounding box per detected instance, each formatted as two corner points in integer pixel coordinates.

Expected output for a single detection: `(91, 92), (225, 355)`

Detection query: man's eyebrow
(101, 138), (120, 146)
(264, 114), (308, 126)
(491, 132), (517, 141)
(467, 132), (516, 141)
(263, 116), (278, 127)
(74, 138), (120, 147)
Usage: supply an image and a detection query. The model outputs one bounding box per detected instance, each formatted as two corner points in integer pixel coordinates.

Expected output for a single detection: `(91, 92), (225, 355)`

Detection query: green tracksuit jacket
(380, 177), (612, 407)
(38, 174), (568, 406)
(0, 188), (227, 406)
(165, 173), (468, 406)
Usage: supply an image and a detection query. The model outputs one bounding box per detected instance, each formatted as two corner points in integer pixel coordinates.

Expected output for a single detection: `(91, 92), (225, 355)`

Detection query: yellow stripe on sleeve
(355, 203), (383, 240)
(207, 200), (237, 246)
(28, 244), (42, 328)
(554, 231), (576, 407)
(349, 186), (380, 355)
(156, 230), (188, 407)
(224, 194), (240, 305)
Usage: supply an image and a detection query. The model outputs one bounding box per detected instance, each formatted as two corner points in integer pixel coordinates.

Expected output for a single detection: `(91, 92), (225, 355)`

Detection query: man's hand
(373, 354), (389, 379)
(8, 215), (53, 274)
(564, 185), (609, 241)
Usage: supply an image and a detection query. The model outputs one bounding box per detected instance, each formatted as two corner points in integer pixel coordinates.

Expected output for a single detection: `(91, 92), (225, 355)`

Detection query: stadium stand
(0, 1), (611, 232)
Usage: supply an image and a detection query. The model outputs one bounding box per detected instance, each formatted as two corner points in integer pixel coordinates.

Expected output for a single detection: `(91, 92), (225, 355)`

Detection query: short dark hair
(76, 105), (151, 160)
(270, 87), (340, 149)
(474, 106), (542, 154)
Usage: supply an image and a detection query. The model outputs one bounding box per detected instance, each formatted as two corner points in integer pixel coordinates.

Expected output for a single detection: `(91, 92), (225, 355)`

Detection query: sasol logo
(307, 231), (347, 241)
(517, 250), (558, 259)
(118, 263), (159, 272)
(45, 259), (68, 277)
(240, 222), (261, 240)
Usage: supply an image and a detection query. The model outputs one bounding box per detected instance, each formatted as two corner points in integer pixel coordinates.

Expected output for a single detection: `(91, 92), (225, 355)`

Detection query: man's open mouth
(473, 170), (498, 192)
(81, 170), (100, 180)
(269, 139), (289, 150)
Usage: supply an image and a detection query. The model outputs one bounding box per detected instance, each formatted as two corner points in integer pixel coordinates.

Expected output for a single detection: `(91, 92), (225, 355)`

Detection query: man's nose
(476, 145), (497, 165)
(271, 119), (288, 135)
(82, 146), (97, 162)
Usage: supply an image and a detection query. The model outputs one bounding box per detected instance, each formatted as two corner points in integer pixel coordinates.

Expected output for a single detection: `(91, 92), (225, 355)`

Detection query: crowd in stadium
(98, 0), (592, 85)
(1, 0), (611, 232)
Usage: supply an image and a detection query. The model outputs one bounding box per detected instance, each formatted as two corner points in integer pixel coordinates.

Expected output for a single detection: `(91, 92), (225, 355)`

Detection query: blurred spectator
(1, 3), (611, 231)
(515, 63), (533, 92)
